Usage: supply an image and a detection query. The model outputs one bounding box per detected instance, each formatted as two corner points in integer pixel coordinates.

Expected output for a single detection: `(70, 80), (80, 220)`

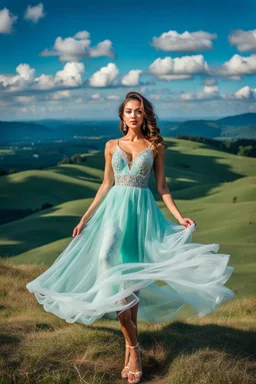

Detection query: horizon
(1, 111), (256, 124)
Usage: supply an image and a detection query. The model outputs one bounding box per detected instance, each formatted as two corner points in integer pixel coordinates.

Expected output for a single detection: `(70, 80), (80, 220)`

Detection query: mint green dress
(26, 139), (235, 325)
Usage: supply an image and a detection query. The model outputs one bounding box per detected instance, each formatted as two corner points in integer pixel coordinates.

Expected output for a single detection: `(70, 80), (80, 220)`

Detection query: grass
(0, 260), (255, 384)
(0, 137), (256, 382)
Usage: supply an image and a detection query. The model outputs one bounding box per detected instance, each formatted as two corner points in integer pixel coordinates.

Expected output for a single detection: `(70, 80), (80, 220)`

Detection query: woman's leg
(118, 291), (141, 380)
(122, 292), (139, 371)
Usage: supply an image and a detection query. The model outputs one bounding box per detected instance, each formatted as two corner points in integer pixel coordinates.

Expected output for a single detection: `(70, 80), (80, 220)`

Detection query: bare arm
(72, 140), (114, 237)
(153, 144), (195, 228)
(79, 140), (114, 225)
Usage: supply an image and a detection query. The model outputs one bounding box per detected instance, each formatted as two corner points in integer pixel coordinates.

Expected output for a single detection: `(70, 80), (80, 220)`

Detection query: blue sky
(0, 0), (256, 120)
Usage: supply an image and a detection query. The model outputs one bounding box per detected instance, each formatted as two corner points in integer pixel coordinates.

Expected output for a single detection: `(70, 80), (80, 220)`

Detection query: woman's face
(123, 100), (144, 130)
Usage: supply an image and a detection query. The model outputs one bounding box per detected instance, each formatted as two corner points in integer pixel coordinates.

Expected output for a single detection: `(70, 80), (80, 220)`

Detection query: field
(0, 137), (255, 383)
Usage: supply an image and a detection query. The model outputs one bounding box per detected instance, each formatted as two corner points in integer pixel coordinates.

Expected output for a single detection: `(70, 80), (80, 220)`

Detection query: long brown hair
(118, 91), (167, 156)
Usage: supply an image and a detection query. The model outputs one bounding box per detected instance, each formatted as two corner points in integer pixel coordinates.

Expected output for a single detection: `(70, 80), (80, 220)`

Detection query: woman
(26, 91), (235, 384)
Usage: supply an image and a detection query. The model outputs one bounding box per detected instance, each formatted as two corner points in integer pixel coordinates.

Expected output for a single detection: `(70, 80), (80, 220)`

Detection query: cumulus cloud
(88, 63), (119, 87)
(74, 30), (90, 39)
(0, 63), (35, 90)
(35, 61), (84, 89)
(218, 54), (256, 78)
(0, 7), (18, 34)
(24, 3), (45, 23)
(234, 86), (256, 99)
(40, 31), (115, 62)
(180, 85), (220, 101)
(147, 55), (211, 80)
(229, 29), (256, 52)
(121, 69), (143, 86)
(150, 30), (217, 52)
(0, 61), (84, 92)
(179, 84), (256, 102)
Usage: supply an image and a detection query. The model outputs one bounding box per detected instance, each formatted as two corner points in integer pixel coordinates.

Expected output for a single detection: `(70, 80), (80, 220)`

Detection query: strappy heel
(121, 344), (131, 379)
(127, 342), (143, 384)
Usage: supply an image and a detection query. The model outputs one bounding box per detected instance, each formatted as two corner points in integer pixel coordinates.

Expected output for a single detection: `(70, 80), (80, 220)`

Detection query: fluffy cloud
(229, 29), (256, 52)
(218, 54), (256, 78)
(151, 30), (217, 52)
(121, 70), (143, 86)
(234, 86), (256, 99)
(147, 55), (210, 80)
(88, 63), (119, 87)
(40, 31), (115, 62)
(24, 3), (46, 23)
(0, 7), (18, 34)
(180, 85), (220, 101)
(0, 61), (84, 92)
(35, 61), (84, 89)
(179, 85), (256, 102)
(0, 63), (35, 90)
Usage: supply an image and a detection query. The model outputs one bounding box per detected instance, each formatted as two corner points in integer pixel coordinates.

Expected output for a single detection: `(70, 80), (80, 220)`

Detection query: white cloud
(51, 90), (71, 100)
(0, 7), (18, 34)
(0, 61), (84, 92)
(218, 54), (256, 78)
(89, 40), (115, 58)
(54, 62), (84, 86)
(0, 63), (35, 90)
(147, 55), (210, 80)
(179, 84), (256, 102)
(106, 94), (120, 100)
(180, 85), (220, 101)
(229, 29), (256, 52)
(151, 30), (217, 52)
(234, 86), (256, 99)
(121, 69), (143, 86)
(24, 3), (46, 23)
(91, 93), (101, 99)
(74, 30), (90, 39)
(40, 31), (115, 62)
(15, 95), (36, 103)
(89, 63), (119, 87)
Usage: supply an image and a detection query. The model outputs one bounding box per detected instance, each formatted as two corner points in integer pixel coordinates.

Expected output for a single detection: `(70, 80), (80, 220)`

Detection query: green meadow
(0, 137), (255, 383)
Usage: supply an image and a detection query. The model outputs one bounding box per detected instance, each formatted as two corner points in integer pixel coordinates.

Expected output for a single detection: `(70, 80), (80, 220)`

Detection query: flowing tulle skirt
(26, 185), (235, 325)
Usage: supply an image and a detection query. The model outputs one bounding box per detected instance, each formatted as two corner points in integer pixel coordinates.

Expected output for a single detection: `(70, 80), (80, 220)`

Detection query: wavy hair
(118, 91), (167, 156)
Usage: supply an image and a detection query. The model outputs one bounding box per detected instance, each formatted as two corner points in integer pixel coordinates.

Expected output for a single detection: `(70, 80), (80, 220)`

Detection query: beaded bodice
(111, 140), (154, 189)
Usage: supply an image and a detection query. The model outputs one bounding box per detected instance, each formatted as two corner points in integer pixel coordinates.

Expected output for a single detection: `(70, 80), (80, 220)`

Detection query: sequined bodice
(112, 142), (154, 189)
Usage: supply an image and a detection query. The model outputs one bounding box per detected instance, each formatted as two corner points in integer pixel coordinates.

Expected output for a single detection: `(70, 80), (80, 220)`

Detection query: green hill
(0, 138), (255, 298)
(0, 137), (255, 383)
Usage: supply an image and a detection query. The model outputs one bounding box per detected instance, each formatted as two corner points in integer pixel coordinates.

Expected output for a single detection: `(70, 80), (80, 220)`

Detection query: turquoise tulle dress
(26, 139), (235, 325)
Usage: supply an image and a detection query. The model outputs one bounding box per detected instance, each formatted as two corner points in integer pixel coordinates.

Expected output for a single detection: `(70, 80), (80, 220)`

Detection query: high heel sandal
(127, 342), (143, 384)
(121, 344), (131, 379)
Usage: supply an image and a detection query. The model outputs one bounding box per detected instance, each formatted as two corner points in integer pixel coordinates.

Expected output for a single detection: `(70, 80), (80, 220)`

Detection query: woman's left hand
(178, 217), (196, 229)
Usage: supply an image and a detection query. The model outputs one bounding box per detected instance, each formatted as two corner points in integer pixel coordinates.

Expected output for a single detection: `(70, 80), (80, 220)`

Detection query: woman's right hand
(72, 220), (86, 237)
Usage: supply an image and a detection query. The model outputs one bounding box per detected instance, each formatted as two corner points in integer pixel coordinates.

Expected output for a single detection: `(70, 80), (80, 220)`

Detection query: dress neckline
(117, 139), (153, 165)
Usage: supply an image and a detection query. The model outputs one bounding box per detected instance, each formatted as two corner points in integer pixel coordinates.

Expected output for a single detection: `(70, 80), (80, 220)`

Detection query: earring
(123, 120), (128, 133)
(142, 120), (146, 130)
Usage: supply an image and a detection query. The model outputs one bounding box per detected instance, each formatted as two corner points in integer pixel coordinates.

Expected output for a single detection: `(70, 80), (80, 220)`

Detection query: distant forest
(176, 135), (256, 158)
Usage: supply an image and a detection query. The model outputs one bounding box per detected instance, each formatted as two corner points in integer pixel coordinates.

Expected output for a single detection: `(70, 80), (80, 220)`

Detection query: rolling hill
(0, 137), (255, 300)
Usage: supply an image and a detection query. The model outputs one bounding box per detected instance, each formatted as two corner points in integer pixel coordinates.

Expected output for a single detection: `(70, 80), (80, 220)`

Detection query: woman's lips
(131, 121), (137, 124)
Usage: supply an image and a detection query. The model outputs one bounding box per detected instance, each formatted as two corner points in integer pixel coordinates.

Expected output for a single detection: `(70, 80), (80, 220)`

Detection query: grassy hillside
(0, 137), (255, 382)
(0, 260), (255, 383)
(1, 137), (255, 299)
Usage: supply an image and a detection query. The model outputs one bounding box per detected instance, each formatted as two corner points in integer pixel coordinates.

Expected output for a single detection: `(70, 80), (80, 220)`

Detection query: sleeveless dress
(26, 139), (235, 325)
